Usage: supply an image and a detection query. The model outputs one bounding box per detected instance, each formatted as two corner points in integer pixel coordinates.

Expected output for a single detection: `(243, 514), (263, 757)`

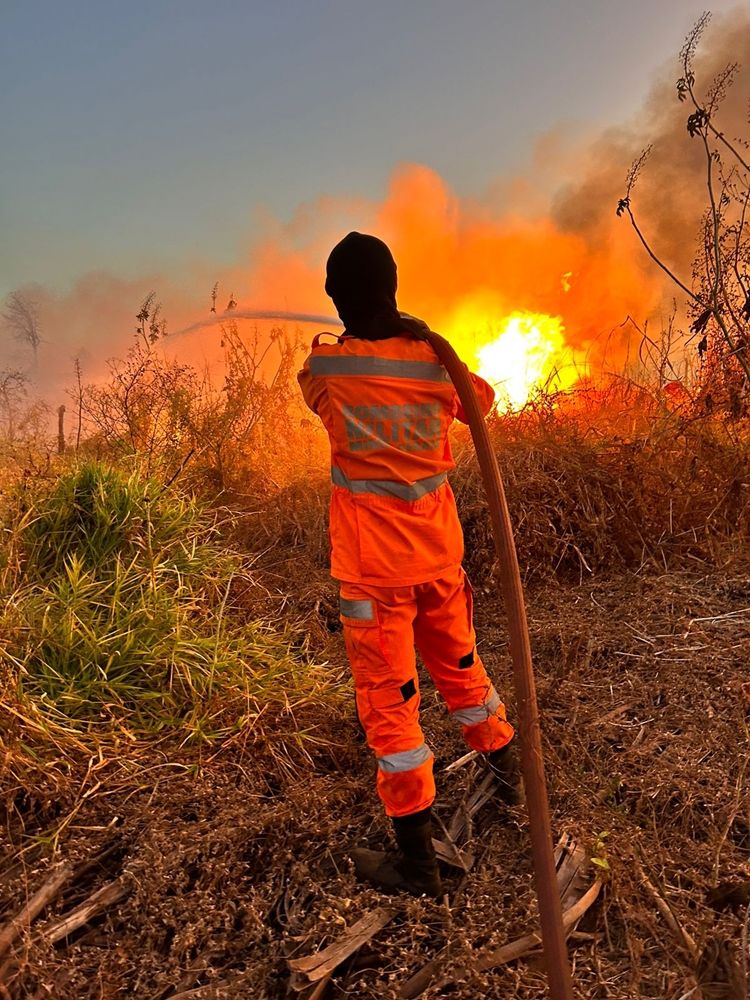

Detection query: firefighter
(298, 232), (520, 898)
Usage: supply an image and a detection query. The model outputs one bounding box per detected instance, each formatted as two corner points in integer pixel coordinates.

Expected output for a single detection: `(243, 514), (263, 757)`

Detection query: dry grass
(456, 383), (750, 587)
(1, 384), (750, 998)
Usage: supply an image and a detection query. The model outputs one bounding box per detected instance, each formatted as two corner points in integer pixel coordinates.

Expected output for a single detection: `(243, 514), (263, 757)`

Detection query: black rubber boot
(486, 741), (524, 806)
(350, 807), (443, 898)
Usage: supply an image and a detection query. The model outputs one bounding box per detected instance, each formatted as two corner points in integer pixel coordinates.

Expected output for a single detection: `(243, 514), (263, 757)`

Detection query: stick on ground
(0, 863), (74, 962)
(288, 907), (395, 985)
(40, 878), (129, 945)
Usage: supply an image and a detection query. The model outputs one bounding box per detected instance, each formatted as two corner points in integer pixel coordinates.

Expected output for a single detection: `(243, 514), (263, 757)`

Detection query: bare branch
(622, 202), (699, 303)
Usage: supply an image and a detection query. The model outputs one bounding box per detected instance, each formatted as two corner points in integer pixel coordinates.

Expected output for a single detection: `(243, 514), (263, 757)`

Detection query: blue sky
(0, 1), (743, 302)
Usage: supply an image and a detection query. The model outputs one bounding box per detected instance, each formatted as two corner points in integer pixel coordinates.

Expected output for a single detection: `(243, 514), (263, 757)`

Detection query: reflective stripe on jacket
(298, 331), (495, 586)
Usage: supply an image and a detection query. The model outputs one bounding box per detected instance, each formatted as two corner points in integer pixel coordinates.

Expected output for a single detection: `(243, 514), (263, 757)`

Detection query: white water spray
(173, 310), (343, 338)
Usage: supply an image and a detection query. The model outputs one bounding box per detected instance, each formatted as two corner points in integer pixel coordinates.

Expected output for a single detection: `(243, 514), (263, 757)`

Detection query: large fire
(159, 166), (661, 410)
(444, 299), (590, 409)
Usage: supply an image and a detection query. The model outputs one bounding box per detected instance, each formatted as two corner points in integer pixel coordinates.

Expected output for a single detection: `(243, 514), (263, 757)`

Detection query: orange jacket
(298, 331), (495, 586)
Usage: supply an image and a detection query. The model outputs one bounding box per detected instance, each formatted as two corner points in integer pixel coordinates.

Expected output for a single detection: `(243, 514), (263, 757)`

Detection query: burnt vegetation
(0, 17), (749, 1000)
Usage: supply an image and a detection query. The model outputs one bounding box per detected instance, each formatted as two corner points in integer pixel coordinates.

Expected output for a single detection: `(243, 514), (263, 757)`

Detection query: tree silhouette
(2, 290), (42, 367)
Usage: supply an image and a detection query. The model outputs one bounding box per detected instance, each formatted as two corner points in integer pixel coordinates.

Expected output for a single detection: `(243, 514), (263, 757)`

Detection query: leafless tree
(2, 290), (42, 367)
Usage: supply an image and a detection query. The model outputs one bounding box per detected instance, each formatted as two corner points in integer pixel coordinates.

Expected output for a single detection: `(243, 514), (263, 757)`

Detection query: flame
(444, 298), (589, 409)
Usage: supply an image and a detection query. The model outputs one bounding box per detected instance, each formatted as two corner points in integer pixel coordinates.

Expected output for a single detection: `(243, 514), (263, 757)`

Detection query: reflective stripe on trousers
(377, 742), (432, 773)
(450, 686), (503, 726)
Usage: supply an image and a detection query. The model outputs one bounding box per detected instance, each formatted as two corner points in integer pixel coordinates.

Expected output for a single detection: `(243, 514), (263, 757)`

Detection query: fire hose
(176, 309), (574, 997)
(418, 324), (574, 1000)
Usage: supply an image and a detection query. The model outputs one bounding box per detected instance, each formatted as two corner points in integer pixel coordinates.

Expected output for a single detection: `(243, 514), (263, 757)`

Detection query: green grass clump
(0, 462), (337, 745)
(17, 462), (211, 583)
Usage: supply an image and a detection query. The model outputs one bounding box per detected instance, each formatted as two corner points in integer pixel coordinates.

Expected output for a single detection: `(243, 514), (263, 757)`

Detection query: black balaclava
(325, 232), (406, 340)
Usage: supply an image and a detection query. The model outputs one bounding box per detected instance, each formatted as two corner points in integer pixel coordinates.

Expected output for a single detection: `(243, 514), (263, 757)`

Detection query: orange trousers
(339, 565), (515, 817)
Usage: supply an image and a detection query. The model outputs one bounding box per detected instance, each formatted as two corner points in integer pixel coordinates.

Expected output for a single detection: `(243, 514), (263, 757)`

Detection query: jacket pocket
(339, 591), (392, 676)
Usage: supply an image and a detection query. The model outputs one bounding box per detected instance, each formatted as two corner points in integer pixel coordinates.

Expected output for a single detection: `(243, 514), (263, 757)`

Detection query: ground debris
(400, 832), (600, 998)
(287, 905), (395, 988)
(0, 863), (73, 963)
(2, 567), (750, 997)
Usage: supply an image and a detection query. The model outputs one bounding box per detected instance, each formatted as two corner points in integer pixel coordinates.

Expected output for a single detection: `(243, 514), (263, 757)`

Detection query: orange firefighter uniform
(298, 331), (514, 817)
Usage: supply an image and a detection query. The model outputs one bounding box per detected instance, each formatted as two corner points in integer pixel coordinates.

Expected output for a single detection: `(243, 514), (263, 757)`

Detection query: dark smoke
(555, 7), (750, 280)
